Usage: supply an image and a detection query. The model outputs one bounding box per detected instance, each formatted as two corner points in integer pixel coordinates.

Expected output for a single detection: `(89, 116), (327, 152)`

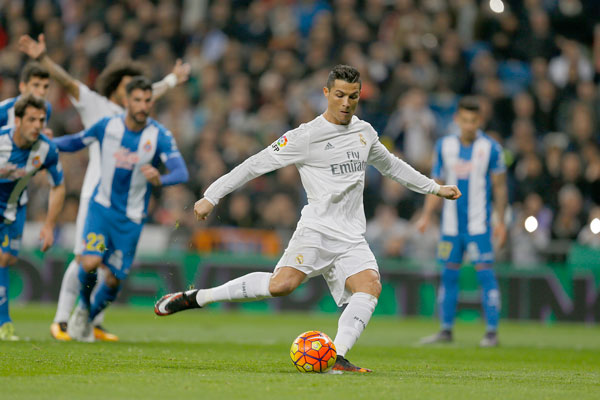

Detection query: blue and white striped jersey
(0, 126), (63, 222)
(0, 96), (52, 128)
(55, 116), (184, 223)
(432, 131), (505, 236)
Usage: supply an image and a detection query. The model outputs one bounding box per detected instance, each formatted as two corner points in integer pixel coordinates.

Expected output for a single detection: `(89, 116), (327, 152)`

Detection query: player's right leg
(421, 236), (463, 345)
(155, 227), (320, 316)
(155, 268), (307, 316)
(50, 257), (79, 341)
(67, 254), (102, 342)
(51, 194), (90, 341)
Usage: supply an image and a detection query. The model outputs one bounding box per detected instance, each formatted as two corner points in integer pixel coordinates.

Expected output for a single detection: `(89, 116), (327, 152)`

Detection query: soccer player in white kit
(155, 65), (461, 372)
(19, 34), (191, 341)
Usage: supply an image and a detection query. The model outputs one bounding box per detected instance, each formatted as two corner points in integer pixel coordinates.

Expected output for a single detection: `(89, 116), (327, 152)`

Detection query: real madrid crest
(359, 133), (366, 146)
(296, 254), (304, 264)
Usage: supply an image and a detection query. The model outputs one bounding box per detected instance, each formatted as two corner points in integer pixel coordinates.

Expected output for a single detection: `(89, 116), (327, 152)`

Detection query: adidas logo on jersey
(324, 142), (335, 150)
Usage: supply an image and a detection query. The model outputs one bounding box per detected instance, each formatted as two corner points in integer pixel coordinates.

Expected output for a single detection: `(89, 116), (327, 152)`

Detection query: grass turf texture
(1, 304), (599, 400)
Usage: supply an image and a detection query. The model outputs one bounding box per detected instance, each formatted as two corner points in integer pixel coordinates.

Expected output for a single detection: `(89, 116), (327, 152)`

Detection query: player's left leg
(475, 264), (500, 347)
(85, 214), (143, 339)
(325, 241), (380, 373)
(421, 235), (464, 345)
(472, 233), (500, 347)
(0, 208), (27, 341)
(0, 252), (19, 341)
(89, 266), (121, 323)
(331, 268), (380, 373)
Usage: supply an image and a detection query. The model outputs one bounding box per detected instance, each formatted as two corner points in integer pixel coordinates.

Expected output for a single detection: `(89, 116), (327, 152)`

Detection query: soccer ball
(290, 330), (337, 373)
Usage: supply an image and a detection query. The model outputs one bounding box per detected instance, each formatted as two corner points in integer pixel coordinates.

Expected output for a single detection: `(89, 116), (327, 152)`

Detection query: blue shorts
(81, 201), (143, 280)
(0, 207), (26, 257)
(437, 232), (494, 265)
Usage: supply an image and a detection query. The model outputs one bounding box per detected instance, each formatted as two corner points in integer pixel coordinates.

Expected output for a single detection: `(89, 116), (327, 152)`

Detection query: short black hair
(14, 93), (46, 118)
(125, 76), (153, 94)
(326, 65), (361, 89)
(458, 96), (480, 112)
(96, 61), (147, 98)
(20, 62), (50, 84)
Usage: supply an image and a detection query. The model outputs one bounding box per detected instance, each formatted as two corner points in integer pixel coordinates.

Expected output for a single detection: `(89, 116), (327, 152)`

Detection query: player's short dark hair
(125, 76), (153, 94)
(14, 94), (46, 118)
(96, 61), (147, 98)
(326, 65), (361, 89)
(458, 96), (480, 113)
(20, 62), (50, 84)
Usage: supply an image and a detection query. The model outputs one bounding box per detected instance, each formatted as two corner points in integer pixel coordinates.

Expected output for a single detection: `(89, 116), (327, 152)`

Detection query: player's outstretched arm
(151, 59), (191, 101)
(368, 140), (440, 195)
(52, 131), (89, 152)
(39, 183), (65, 252)
(194, 198), (215, 221)
(436, 185), (461, 200)
(18, 34), (80, 100)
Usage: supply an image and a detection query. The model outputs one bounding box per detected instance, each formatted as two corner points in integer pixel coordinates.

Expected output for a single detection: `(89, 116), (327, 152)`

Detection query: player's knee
(365, 278), (382, 298)
(0, 252), (17, 267)
(80, 256), (101, 272)
(268, 279), (297, 297)
(104, 271), (120, 288)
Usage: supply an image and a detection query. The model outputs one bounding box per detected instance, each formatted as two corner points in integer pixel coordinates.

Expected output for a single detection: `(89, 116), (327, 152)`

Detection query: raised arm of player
(151, 59), (191, 101)
(141, 156), (189, 187)
(19, 34), (81, 100)
(20, 34), (190, 103)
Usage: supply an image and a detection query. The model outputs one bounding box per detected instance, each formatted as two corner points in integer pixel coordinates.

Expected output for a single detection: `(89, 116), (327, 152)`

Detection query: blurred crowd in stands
(1, 0), (600, 265)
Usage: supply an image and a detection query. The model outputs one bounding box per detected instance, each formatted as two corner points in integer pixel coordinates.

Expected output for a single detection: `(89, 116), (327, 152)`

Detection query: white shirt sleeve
(203, 127), (309, 205)
(68, 82), (123, 128)
(368, 138), (440, 195)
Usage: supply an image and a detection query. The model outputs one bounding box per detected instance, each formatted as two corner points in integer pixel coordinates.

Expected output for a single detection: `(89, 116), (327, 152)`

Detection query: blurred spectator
(577, 205), (600, 247)
(552, 184), (585, 241)
(365, 204), (411, 258)
(510, 192), (553, 266)
(0, 0), (599, 261)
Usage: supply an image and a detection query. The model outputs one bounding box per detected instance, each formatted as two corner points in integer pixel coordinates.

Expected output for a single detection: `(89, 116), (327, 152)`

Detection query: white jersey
(69, 82), (124, 198)
(204, 115), (440, 242)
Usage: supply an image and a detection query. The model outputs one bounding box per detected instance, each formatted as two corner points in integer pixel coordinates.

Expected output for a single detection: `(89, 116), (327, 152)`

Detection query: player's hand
(415, 213), (430, 234)
(194, 198), (214, 221)
(437, 185), (461, 200)
(494, 221), (507, 249)
(140, 165), (161, 186)
(43, 127), (53, 138)
(172, 59), (191, 85)
(18, 34), (47, 60)
(39, 224), (54, 252)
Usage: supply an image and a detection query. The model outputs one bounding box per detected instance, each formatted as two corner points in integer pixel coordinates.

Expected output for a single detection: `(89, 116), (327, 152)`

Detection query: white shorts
(275, 227), (379, 306)
(73, 195), (92, 255)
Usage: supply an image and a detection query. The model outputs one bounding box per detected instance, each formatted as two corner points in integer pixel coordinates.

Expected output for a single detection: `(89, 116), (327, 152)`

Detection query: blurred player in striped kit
(0, 94), (65, 340)
(19, 34), (190, 341)
(53, 76), (189, 342)
(0, 62), (52, 130)
(417, 97), (508, 347)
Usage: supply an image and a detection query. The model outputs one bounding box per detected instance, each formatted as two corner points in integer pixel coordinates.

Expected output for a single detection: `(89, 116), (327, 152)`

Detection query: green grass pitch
(1, 304), (599, 400)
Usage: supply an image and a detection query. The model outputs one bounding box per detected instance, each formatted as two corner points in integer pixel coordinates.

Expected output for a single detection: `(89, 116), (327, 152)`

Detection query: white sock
(91, 267), (107, 326)
(195, 272), (273, 307)
(334, 292), (378, 357)
(53, 260), (80, 323)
